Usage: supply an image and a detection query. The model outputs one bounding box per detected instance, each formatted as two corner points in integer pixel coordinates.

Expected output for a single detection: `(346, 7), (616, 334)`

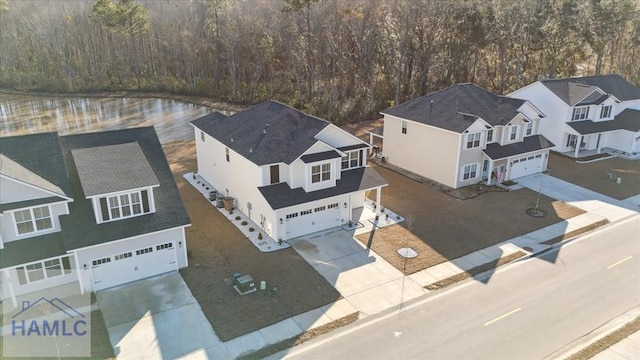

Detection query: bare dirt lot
(357, 164), (585, 273)
(163, 141), (341, 342)
(548, 152), (640, 200)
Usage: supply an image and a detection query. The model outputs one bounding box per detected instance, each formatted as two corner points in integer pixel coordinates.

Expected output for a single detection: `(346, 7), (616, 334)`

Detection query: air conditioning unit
(233, 274), (256, 295)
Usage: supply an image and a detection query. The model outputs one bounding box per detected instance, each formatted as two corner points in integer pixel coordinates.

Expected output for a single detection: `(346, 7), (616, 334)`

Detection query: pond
(0, 94), (217, 143)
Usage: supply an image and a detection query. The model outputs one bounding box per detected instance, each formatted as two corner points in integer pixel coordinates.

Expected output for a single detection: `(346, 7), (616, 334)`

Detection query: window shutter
(100, 198), (109, 221)
(142, 190), (150, 213)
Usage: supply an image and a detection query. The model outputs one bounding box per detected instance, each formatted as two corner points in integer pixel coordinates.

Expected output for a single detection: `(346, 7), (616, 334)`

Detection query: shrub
(241, 221), (248, 225)
(235, 216), (241, 220)
(258, 232), (263, 240)
(249, 227), (255, 232)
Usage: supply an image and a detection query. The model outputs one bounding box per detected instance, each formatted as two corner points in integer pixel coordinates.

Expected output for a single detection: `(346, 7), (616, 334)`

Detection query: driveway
(288, 227), (425, 316)
(96, 272), (229, 359)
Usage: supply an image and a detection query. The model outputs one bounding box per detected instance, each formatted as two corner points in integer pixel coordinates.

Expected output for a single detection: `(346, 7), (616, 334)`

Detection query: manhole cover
(526, 208), (547, 217)
(397, 247), (418, 258)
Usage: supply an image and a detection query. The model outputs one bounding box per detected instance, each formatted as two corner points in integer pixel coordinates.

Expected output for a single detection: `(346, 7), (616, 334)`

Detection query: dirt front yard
(548, 152), (640, 200)
(357, 164), (585, 274)
(163, 141), (341, 342)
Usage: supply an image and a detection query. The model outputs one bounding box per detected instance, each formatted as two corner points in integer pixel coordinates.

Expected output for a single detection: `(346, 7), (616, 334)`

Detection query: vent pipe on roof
(263, 124), (269, 134)
(231, 137), (234, 142)
(250, 148), (253, 153)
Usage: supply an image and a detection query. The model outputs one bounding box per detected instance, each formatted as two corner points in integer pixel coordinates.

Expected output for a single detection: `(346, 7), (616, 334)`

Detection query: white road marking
(607, 256), (633, 269)
(484, 308), (522, 326)
(393, 331), (403, 337)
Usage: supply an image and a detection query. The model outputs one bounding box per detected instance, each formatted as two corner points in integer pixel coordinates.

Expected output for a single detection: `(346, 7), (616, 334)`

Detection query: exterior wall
(601, 130), (637, 153)
(1, 255), (78, 303)
(382, 114), (460, 188)
(260, 162), (287, 185)
(1, 201), (69, 243)
(0, 177), (60, 204)
(316, 124), (369, 148)
(74, 227), (187, 292)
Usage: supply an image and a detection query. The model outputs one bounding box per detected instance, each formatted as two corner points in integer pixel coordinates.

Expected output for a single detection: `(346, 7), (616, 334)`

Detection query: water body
(0, 94), (216, 143)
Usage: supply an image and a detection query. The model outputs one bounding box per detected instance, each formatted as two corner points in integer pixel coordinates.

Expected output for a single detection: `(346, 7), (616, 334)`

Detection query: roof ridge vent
(263, 124), (269, 134)
(250, 148), (253, 153)
(231, 137), (234, 142)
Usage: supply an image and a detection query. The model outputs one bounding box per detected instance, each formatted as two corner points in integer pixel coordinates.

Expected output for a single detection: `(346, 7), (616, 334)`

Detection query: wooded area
(1, 0), (639, 123)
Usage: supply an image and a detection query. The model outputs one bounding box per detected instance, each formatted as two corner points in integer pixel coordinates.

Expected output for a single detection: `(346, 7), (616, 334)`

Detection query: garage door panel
(285, 203), (341, 239)
(91, 242), (177, 291)
(511, 154), (543, 179)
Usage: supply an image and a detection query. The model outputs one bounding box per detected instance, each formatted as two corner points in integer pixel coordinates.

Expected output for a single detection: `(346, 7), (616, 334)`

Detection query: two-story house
(381, 83), (554, 189)
(0, 127), (190, 309)
(191, 100), (387, 241)
(508, 74), (640, 158)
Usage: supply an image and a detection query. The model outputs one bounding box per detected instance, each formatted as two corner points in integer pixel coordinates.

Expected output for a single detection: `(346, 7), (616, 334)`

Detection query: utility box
(233, 275), (256, 295)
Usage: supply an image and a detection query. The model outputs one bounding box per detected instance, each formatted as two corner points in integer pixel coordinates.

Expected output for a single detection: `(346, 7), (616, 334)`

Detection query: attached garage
(284, 202), (342, 239)
(510, 153), (544, 179)
(91, 241), (177, 291)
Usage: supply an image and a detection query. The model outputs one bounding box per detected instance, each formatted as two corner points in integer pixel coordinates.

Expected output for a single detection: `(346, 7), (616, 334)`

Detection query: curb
(541, 306), (640, 360)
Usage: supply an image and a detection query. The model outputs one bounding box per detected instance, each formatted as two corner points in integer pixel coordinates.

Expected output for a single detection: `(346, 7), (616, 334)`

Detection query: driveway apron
(96, 272), (222, 359)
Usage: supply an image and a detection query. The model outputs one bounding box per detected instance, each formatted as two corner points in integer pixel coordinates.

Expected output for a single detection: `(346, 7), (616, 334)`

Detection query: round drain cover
(526, 208), (547, 218)
(397, 247), (418, 258)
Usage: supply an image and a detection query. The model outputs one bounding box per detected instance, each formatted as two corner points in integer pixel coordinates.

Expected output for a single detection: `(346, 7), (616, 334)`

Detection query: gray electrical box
(234, 275), (256, 295)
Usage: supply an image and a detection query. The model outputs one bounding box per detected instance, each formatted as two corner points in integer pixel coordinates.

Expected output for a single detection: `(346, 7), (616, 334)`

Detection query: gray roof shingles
(567, 108), (640, 135)
(541, 74), (640, 104)
(72, 142), (159, 197)
(382, 83), (526, 133)
(483, 135), (555, 160)
(258, 167), (388, 210)
(192, 100), (330, 165)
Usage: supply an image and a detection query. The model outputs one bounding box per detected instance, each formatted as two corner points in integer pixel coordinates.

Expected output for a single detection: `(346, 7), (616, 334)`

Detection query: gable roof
(192, 100), (330, 165)
(72, 142), (159, 197)
(540, 74), (640, 105)
(58, 127), (190, 251)
(566, 108), (640, 134)
(0, 132), (72, 197)
(381, 83), (526, 133)
(483, 135), (554, 160)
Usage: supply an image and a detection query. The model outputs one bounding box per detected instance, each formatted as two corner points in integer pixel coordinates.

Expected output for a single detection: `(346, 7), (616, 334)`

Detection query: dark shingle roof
(541, 74), (640, 104)
(567, 109), (640, 135)
(0, 132), (72, 197)
(0, 232), (67, 269)
(483, 135), (554, 160)
(258, 167), (387, 210)
(72, 142), (159, 197)
(382, 84), (526, 133)
(0, 196), (67, 212)
(300, 150), (341, 163)
(59, 127), (190, 250)
(192, 100), (330, 165)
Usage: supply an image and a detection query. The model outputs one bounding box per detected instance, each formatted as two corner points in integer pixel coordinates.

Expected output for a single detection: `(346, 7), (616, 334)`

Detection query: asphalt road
(279, 215), (640, 360)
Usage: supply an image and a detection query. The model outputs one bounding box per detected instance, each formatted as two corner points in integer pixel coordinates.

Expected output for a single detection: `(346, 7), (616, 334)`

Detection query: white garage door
(511, 154), (543, 179)
(91, 242), (177, 291)
(285, 203), (341, 239)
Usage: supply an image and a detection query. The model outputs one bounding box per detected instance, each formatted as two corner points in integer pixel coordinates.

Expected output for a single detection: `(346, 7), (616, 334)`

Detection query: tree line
(1, 0), (639, 123)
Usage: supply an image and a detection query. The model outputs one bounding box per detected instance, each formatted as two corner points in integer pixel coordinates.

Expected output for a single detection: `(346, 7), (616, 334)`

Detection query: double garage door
(285, 203), (341, 239)
(511, 154), (544, 179)
(91, 241), (177, 291)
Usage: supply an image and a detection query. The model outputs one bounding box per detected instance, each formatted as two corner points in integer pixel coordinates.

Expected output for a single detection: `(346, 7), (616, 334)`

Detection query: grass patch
(426, 251), (527, 291)
(566, 316), (640, 360)
(236, 312), (360, 360)
(542, 220), (609, 245)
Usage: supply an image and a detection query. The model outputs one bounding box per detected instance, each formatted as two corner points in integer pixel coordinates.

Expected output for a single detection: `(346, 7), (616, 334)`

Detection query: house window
(525, 122), (533, 136)
(327, 203), (339, 209)
(92, 257), (111, 266)
(99, 190), (151, 222)
(201, 131), (205, 142)
(401, 120), (407, 134)
(286, 213), (298, 219)
(509, 125), (518, 141)
(465, 132), (481, 149)
(462, 163), (478, 181)
(16, 256), (71, 285)
(156, 242), (173, 250)
(566, 134), (578, 148)
(136, 247), (153, 255)
(341, 151), (359, 170)
(44, 259), (63, 278)
(225, 147), (230, 162)
(314, 206), (326, 212)
(311, 163), (331, 183)
(114, 252), (132, 260)
(301, 209), (313, 215)
(487, 129), (494, 143)
(270, 165), (280, 184)
(13, 205), (53, 235)
(571, 106), (589, 121)
(600, 105), (612, 119)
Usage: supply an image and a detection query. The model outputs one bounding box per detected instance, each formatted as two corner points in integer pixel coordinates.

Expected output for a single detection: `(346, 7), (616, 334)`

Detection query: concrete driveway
(288, 227), (425, 316)
(96, 272), (228, 359)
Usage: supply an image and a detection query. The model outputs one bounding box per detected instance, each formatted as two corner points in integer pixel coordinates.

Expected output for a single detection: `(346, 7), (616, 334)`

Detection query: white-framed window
(327, 203), (339, 209)
(487, 129), (494, 143)
(13, 205), (53, 235)
(600, 105), (612, 119)
(401, 120), (407, 134)
(16, 256), (72, 285)
(525, 122), (533, 136)
(509, 125), (518, 141)
(311, 163), (331, 183)
(156, 242), (173, 250)
(571, 106), (589, 121)
(99, 189), (152, 222)
(462, 163), (478, 181)
(465, 132), (481, 149)
(341, 151), (359, 170)
(114, 252), (132, 261)
(225, 147), (230, 162)
(566, 134), (578, 148)
(201, 131), (205, 142)
(286, 212), (298, 219)
(301, 209), (312, 215)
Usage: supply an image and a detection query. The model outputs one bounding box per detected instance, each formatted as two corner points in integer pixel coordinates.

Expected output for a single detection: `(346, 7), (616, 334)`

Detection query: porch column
(4, 269), (17, 308)
(574, 135), (582, 158)
(488, 159), (494, 185)
(375, 187), (382, 217)
(73, 253), (86, 295)
(596, 133), (602, 154)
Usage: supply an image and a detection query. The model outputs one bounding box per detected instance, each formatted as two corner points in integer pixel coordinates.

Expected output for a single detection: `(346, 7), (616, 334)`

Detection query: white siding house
(508, 74), (640, 157)
(381, 83), (554, 189)
(191, 100), (387, 242)
(0, 128), (191, 309)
